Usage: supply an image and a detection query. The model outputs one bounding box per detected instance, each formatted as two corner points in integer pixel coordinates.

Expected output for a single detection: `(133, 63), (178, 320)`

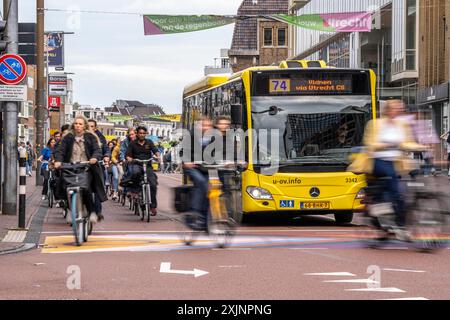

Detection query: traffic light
(0, 20), (7, 53)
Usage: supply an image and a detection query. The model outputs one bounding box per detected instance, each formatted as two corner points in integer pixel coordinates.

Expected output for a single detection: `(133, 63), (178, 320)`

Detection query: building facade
(417, 0), (450, 164)
(229, 0), (289, 72)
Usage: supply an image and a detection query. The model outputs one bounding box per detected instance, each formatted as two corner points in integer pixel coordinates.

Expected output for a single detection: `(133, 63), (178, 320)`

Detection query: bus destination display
(269, 79), (353, 94)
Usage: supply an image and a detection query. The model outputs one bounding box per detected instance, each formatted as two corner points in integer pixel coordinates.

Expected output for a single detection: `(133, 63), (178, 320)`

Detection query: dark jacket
(95, 129), (110, 158)
(55, 132), (107, 202)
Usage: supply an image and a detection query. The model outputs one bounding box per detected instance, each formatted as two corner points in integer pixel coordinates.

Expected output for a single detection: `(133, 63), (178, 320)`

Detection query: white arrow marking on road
(304, 272), (356, 277)
(324, 279), (379, 284)
(159, 262), (209, 278)
(382, 268), (426, 273)
(346, 287), (405, 293)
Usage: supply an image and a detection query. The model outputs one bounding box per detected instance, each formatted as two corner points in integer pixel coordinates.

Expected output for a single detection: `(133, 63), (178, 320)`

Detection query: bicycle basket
(173, 185), (193, 213)
(62, 167), (91, 190)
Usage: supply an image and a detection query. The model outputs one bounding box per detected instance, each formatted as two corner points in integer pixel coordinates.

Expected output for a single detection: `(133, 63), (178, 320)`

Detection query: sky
(18, 0), (244, 114)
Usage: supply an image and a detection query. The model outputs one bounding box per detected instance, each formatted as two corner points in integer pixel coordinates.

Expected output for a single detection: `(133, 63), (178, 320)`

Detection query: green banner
(105, 115), (134, 123)
(143, 15), (236, 35)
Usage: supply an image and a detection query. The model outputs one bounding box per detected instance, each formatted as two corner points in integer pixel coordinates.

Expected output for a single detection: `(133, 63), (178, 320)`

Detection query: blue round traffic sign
(0, 54), (27, 85)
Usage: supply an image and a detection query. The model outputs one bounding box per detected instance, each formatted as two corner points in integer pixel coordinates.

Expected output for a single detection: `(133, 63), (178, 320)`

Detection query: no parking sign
(0, 54), (27, 85)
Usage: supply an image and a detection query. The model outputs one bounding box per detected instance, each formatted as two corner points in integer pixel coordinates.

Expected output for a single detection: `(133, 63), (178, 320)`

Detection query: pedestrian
(440, 129), (450, 179)
(26, 142), (35, 176)
(163, 149), (172, 174)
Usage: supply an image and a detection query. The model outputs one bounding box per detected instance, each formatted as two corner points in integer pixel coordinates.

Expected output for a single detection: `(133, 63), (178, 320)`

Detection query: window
(263, 28), (273, 46)
(277, 28), (286, 47)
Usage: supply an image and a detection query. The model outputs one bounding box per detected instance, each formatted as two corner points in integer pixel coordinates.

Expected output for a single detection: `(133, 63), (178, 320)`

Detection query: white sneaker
(41, 195), (46, 200)
(89, 213), (98, 224)
(66, 212), (72, 224)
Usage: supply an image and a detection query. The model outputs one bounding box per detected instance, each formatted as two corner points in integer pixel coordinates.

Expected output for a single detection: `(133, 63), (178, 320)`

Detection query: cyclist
(54, 115), (107, 223)
(88, 119), (111, 220)
(38, 138), (56, 200)
(360, 100), (424, 231)
(53, 124), (71, 207)
(126, 126), (160, 216)
(182, 116), (214, 230)
(110, 140), (121, 200)
(119, 128), (137, 199)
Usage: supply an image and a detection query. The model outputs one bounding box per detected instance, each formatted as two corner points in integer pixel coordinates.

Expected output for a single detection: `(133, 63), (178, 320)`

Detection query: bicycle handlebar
(132, 158), (158, 164)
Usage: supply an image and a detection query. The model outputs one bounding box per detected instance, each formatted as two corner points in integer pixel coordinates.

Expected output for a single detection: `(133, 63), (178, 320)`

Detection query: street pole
(35, 0), (45, 186)
(1, 0), (19, 215)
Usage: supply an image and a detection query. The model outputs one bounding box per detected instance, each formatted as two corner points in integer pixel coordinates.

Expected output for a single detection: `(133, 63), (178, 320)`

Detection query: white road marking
(382, 268), (426, 273)
(2, 230), (27, 243)
(378, 297), (429, 300)
(290, 248), (329, 250)
(304, 272), (356, 277)
(324, 279), (379, 284)
(346, 287), (405, 293)
(159, 262), (208, 278)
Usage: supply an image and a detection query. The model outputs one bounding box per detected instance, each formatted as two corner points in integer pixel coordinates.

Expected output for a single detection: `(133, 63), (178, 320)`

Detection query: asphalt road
(0, 173), (449, 300)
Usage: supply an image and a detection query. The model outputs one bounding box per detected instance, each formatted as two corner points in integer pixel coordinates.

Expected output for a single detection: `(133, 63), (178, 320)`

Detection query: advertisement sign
(48, 96), (61, 112)
(45, 32), (64, 67)
(48, 73), (67, 96)
(151, 114), (181, 122)
(143, 15), (236, 35)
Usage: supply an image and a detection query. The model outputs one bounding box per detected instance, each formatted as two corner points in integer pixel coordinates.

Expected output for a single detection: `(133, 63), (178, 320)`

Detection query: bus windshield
(251, 95), (372, 168)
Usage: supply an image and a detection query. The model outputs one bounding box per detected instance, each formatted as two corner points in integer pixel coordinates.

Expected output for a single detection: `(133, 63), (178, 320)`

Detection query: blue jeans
(184, 168), (209, 226)
(111, 165), (119, 192)
(373, 159), (405, 227)
(26, 161), (32, 175)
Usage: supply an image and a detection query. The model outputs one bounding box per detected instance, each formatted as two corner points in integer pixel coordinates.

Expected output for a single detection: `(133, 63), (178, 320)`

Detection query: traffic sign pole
(1, 0), (20, 217)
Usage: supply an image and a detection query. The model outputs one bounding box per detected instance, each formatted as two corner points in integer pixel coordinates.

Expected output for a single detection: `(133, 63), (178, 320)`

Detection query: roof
(230, 0), (289, 53)
(183, 74), (231, 97)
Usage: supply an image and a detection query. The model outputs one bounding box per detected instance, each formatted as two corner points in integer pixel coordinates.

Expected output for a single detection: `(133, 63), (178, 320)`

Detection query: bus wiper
(252, 105), (284, 116)
(341, 105), (371, 114)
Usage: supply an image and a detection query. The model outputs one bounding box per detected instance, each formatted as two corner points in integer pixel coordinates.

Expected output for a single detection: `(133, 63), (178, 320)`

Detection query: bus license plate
(300, 202), (330, 210)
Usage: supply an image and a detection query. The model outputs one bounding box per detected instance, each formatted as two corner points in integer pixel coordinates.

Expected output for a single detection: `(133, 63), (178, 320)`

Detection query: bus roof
(183, 74), (231, 98)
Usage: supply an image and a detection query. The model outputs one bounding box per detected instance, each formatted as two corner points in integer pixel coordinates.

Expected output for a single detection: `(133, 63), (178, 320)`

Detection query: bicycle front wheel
(144, 184), (151, 223)
(409, 194), (447, 252)
(71, 192), (81, 246)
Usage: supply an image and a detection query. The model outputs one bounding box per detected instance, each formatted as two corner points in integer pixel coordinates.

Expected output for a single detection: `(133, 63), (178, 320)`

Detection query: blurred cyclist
(182, 116), (214, 230)
(362, 100), (423, 228)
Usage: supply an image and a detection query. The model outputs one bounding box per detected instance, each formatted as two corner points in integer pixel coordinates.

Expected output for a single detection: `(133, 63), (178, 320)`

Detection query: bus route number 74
(270, 79), (290, 93)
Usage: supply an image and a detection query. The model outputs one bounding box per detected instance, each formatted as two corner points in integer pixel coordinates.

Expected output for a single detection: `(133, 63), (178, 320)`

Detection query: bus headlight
(246, 186), (273, 200)
(355, 189), (365, 200)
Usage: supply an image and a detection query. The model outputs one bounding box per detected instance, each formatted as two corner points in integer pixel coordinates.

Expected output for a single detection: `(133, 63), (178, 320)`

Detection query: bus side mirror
(231, 104), (243, 126)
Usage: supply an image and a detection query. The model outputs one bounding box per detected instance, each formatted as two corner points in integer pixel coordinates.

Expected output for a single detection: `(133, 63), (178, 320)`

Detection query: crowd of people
(22, 115), (179, 225)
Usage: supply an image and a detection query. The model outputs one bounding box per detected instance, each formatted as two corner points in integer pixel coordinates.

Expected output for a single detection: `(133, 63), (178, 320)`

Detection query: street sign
(48, 73), (67, 96)
(0, 85), (27, 101)
(48, 96), (61, 112)
(0, 54), (28, 85)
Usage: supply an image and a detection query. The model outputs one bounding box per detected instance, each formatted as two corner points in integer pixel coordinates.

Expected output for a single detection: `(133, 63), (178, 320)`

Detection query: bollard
(18, 148), (27, 229)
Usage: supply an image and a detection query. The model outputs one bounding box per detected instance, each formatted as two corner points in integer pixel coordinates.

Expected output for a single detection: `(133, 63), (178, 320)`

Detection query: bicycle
(60, 162), (94, 246)
(175, 163), (240, 248)
(130, 158), (157, 223)
(361, 170), (447, 252)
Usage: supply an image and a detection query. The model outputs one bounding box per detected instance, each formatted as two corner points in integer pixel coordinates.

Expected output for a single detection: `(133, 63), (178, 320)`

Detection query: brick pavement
(0, 171), (43, 253)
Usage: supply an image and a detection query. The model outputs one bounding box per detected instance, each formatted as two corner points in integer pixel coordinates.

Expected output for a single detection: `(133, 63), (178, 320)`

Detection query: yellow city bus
(182, 64), (377, 224)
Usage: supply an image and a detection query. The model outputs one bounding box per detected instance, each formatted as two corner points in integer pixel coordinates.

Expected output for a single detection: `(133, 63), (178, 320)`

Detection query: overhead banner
(143, 12), (372, 35)
(44, 32), (64, 67)
(151, 114), (182, 122)
(105, 115), (134, 123)
(272, 12), (372, 33)
(143, 15), (236, 35)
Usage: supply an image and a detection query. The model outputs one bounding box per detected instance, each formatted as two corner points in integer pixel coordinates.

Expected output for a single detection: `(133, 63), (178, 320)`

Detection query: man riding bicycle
(125, 126), (160, 216)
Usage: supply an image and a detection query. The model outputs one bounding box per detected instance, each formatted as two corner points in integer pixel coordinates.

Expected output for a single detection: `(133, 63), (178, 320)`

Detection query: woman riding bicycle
(38, 138), (56, 201)
(355, 100), (424, 228)
(54, 115), (107, 223)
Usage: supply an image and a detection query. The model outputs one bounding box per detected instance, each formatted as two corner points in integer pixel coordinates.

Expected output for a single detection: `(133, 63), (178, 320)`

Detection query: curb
(0, 243), (36, 256)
